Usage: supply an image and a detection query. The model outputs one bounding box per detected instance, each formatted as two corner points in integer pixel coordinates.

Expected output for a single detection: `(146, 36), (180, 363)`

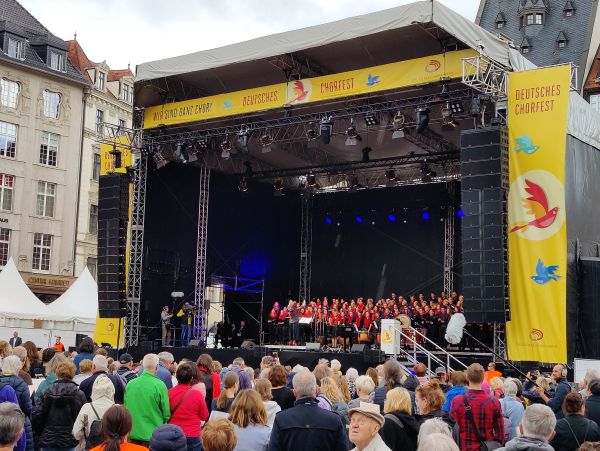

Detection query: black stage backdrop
(311, 183), (461, 300)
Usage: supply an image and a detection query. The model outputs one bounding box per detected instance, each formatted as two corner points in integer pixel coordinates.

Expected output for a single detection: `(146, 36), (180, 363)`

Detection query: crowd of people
(1, 333), (600, 451)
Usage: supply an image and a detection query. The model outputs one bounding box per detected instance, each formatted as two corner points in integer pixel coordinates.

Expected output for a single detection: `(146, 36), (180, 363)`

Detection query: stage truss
(299, 193), (313, 302)
(443, 181), (456, 294)
(194, 167), (210, 342)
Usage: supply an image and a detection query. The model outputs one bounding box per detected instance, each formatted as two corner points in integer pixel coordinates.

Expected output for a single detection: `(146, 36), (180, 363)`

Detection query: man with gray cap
(348, 402), (391, 451)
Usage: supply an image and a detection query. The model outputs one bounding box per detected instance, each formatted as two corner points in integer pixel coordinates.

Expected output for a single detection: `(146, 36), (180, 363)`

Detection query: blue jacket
(0, 375), (34, 451)
(548, 380), (571, 419)
(268, 396), (349, 451)
(73, 352), (95, 374)
(0, 383), (26, 451)
(586, 395), (600, 427)
(500, 396), (524, 441)
(138, 363), (172, 389)
(443, 386), (467, 413)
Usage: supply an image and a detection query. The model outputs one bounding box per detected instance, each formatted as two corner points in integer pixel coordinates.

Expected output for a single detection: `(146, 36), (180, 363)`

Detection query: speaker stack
(460, 126), (508, 324)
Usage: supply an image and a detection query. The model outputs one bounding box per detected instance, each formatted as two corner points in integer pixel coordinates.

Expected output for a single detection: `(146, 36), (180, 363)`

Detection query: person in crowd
(348, 402), (391, 451)
(213, 371), (239, 413)
(434, 367), (451, 392)
(12, 346), (32, 386)
(415, 379), (455, 430)
(0, 340), (12, 362)
(167, 362), (208, 451)
(346, 368), (359, 400)
(523, 376), (553, 406)
(418, 417), (452, 446)
(313, 363), (334, 411)
(72, 371), (116, 450)
(23, 341), (43, 378)
(115, 354), (138, 385)
(500, 380), (525, 442)
(490, 377), (505, 399)
(551, 392), (600, 451)
(74, 338), (95, 374)
(95, 348), (109, 357)
(414, 364), (428, 386)
(221, 357), (252, 390)
(32, 361), (87, 451)
(349, 375), (376, 409)
(73, 359), (93, 385)
(269, 364), (295, 411)
(89, 405), (147, 451)
(124, 354), (170, 447)
(269, 370), (348, 451)
(197, 353), (221, 411)
(244, 366), (255, 389)
(442, 371), (467, 413)
(330, 359), (351, 402)
(148, 424), (187, 451)
(254, 378), (281, 427)
(579, 443), (600, 451)
(416, 433), (459, 451)
(379, 387), (419, 451)
(320, 376), (350, 424)
(0, 371), (26, 451)
(485, 362), (502, 383)
(0, 356), (33, 451)
(9, 331), (22, 348)
(80, 356), (125, 404)
(228, 389), (271, 451)
(136, 352), (173, 389)
(34, 350), (67, 402)
(579, 369), (600, 401)
(160, 306), (173, 347)
(374, 360), (414, 413)
(534, 364), (572, 419)
(450, 363), (504, 451)
(367, 367), (379, 389)
(497, 404), (556, 451)
(586, 379), (600, 427)
(202, 418), (237, 451)
(0, 402), (25, 451)
(53, 336), (65, 352)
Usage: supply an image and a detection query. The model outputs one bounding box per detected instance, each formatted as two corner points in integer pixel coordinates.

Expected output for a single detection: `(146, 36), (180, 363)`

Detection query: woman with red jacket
(196, 354), (221, 413)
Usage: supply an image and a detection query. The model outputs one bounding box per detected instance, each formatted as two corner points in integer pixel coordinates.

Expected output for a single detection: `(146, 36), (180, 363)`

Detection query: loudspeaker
(188, 339), (201, 347)
(240, 340), (256, 350)
(305, 342), (321, 351)
(351, 344), (367, 353)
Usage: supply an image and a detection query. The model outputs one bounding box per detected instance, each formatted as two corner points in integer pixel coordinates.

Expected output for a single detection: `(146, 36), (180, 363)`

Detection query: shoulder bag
(463, 395), (502, 451)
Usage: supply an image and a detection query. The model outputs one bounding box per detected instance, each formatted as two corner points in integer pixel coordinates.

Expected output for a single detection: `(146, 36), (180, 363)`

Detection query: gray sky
(19, 0), (479, 73)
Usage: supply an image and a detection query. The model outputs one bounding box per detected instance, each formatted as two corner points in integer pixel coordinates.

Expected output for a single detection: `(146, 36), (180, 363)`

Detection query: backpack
(85, 403), (103, 450)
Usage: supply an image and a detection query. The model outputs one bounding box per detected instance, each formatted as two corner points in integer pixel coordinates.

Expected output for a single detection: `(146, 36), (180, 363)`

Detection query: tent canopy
(48, 267), (98, 324)
(0, 258), (65, 321)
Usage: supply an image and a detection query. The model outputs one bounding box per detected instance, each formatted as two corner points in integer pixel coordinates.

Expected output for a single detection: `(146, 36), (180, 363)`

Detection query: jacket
(268, 396), (349, 451)
(548, 379), (571, 419)
(74, 352), (95, 373)
(34, 372), (56, 403)
(585, 394), (600, 427)
(72, 374), (116, 448)
(124, 371), (171, 441)
(373, 381), (416, 414)
(497, 436), (554, 451)
(233, 424), (271, 451)
(0, 382), (26, 451)
(416, 409), (455, 430)
(222, 364), (252, 390)
(32, 379), (87, 448)
(550, 414), (600, 451)
(168, 384), (209, 437)
(443, 385), (467, 413)
(138, 363), (172, 388)
(198, 365), (221, 411)
(378, 411), (419, 451)
(0, 374), (34, 451)
(500, 396), (525, 441)
(351, 434), (391, 451)
(80, 371), (125, 404)
(265, 400), (282, 427)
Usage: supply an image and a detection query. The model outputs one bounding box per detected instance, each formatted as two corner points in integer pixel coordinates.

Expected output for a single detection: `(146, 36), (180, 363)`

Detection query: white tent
(48, 267), (97, 332)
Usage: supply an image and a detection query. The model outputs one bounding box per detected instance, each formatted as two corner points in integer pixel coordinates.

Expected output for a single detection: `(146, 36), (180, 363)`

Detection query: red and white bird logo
(289, 80), (309, 103)
(510, 179), (559, 233)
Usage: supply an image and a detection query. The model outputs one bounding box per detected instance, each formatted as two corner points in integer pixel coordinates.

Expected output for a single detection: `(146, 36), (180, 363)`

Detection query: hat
(119, 353), (133, 364)
(149, 424), (187, 451)
(348, 402), (385, 428)
(435, 366), (446, 375)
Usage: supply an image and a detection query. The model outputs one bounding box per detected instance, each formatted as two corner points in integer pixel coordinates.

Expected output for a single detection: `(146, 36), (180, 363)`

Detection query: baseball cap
(119, 353), (133, 364)
(435, 366), (446, 375)
(348, 402), (385, 427)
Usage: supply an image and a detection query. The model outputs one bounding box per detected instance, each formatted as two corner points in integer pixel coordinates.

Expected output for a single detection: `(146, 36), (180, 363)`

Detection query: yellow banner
(506, 65), (570, 363)
(143, 49), (476, 129)
(93, 317), (125, 348)
(100, 135), (133, 176)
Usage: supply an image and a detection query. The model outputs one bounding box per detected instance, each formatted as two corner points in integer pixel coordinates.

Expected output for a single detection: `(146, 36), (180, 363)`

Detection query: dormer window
(7, 37), (25, 60)
(564, 1), (575, 16)
(98, 72), (105, 91)
(556, 31), (568, 49)
(122, 84), (130, 102)
(49, 51), (65, 72)
(495, 12), (506, 29)
(520, 37), (532, 54)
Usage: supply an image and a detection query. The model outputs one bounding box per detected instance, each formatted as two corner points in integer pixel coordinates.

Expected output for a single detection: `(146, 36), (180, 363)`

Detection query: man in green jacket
(124, 353), (170, 445)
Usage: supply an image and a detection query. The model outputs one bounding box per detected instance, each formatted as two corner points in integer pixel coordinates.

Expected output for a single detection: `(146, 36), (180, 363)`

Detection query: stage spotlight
(470, 96), (482, 117)
(362, 146), (372, 162)
(441, 104), (460, 131)
(319, 116), (333, 144)
(220, 138), (232, 159)
(388, 213), (396, 222)
(152, 150), (168, 169)
(391, 112), (406, 139)
(416, 107), (430, 134)
(237, 127), (250, 151)
(305, 127), (318, 141)
(420, 161), (436, 182)
(325, 216), (333, 224)
(306, 174), (317, 187)
(355, 215), (363, 224)
(273, 178), (284, 196)
(260, 133), (274, 153)
(449, 101), (464, 114)
(174, 142), (189, 163)
(238, 178), (248, 193)
(364, 112), (378, 127)
(345, 120), (360, 146)
(421, 210), (431, 220)
(347, 174), (359, 191)
(385, 169), (396, 181)
(457, 208), (465, 218)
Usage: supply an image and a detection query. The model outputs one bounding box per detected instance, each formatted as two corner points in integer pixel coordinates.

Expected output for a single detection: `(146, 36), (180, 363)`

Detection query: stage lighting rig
(306, 173), (317, 187)
(391, 112), (406, 139)
(347, 174), (359, 191)
(441, 104), (460, 132)
(273, 178), (285, 196)
(237, 127), (250, 151)
(449, 101), (464, 114)
(319, 116), (333, 144)
(110, 144), (122, 169)
(152, 149), (168, 169)
(420, 160), (437, 182)
(305, 127), (318, 141)
(362, 146), (372, 162)
(364, 112), (378, 127)
(260, 133), (274, 153)
(416, 107), (430, 134)
(238, 178), (248, 193)
(385, 168), (397, 187)
(174, 142), (189, 163)
(345, 119), (360, 146)
(220, 138), (232, 159)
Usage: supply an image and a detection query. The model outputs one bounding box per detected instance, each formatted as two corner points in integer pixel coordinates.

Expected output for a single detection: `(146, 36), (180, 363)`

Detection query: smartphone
(272, 351), (278, 359)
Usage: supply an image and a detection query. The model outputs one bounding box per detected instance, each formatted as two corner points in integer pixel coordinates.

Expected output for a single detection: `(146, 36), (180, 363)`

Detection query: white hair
(1, 355), (23, 375)
(292, 364), (308, 374)
(157, 351), (174, 364)
(346, 367), (359, 382)
(418, 418), (452, 446)
(244, 366), (254, 381)
(417, 433), (459, 451)
(233, 357), (245, 367)
(142, 353), (159, 370)
(318, 358), (329, 367)
(12, 346), (26, 361)
(92, 355), (108, 371)
(504, 380), (518, 397)
(584, 369), (600, 384)
(330, 359), (341, 372)
(521, 404), (556, 442)
(355, 375), (375, 395)
(293, 370), (317, 397)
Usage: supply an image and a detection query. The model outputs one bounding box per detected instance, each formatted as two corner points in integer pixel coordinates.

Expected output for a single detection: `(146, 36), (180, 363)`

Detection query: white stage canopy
(48, 267), (98, 330)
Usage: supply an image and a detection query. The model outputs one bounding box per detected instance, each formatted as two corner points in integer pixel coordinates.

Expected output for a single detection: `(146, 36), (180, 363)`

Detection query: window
(98, 72), (105, 90)
(0, 174), (14, 211)
(526, 14), (534, 25)
(92, 153), (101, 181)
(96, 109), (104, 133)
(32, 233), (52, 272)
(535, 13), (544, 24)
(590, 94), (600, 113)
(36, 181), (56, 218)
(118, 118), (126, 130)
(496, 22), (504, 29)
(0, 79), (20, 108)
(42, 90), (61, 118)
(89, 204), (98, 234)
(39, 132), (59, 166)
(7, 38), (24, 59)
(565, 9), (574, 16)
(0, 121), (17, 158)
(49, 51), (65, 72)
(86, 257), (97, 279)
(0, 228), (9, 267)
(522, 46), (530, 54)
(558, 40), (567, 48)
(122, 84), (130, 102)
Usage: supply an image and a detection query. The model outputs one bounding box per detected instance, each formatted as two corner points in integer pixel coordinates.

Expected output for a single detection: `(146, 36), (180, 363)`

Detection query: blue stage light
(325, 216), (333, 224)
(388, 214), (396, 222)
(421, 211), (431, 220)
(457, 209), (464, 218)
(355, 215), (363, 223)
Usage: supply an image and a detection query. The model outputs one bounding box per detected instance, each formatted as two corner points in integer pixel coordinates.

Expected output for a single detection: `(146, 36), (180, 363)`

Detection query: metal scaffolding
(125, 155), (148, 346)
(298, 193), (313, 303)
(443, 181), (456, 295)
(194, 166), (210, 342)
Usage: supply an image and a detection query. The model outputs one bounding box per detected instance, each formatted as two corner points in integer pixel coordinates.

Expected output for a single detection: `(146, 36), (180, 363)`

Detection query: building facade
(66, 40), (133, 280)
(583, 44), (600, 113)
(0, 0), (87, 301)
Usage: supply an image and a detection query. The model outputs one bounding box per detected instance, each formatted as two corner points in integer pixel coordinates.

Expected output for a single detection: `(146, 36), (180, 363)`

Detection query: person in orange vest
(53, 336), (65, 352)
(484, 362), (502, 383)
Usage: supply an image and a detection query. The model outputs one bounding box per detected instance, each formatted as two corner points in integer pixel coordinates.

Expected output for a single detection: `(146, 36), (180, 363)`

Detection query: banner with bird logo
(506, 65), (571, 363)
